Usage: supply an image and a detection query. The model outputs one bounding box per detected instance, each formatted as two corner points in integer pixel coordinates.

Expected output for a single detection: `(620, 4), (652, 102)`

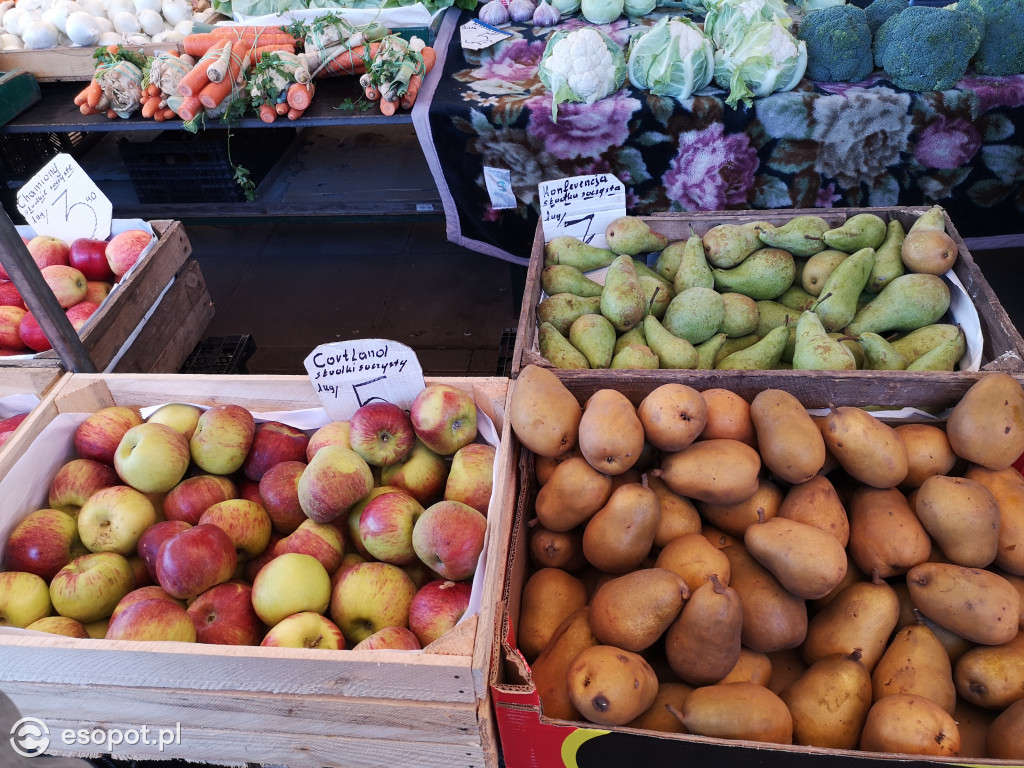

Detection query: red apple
(155, 523), (238, 600)
(332, 553), (367, 588)
(409, 384), (478, 456)
(198, 498), (272, 561)
(242, 420), (310, 482)
(18, 311), (51, 352)
(238, 477), (262, 504)
(105, 229), (153, 278)
(306, 421), (351, 461)
(26, 615), (90, 638)
(258, 459), (308, 534)
(190, 404), (256, 476)
(349, 402), (416, 467)
(69, 237), (116, 281)
(66, 301), (100, 332)
(244, 532), (282, 582)
(47, 457), (120, 513)
(260, 610), (345, 650)
(74, 406), (143, 466)
(403, 558), (437, 590)
(136, 519), (193, 582)
(163, 474), (237, 525)
(358, 489), (424, 566)
(444, 443), (496, 516)
(297, 444), (374, 524)
(0, 305), (27, 350)
(128, 555), (151, 588)
(83, 281), (112, 305)
(0, 280), (24, 308)
(329, 561), (416, 645)
(273, 518), (345, 575)
(187, 580), (265, 646)
(26, 234), (70, 270)
(110, 585), (183, 622)
(379, 439), (449, 505)
(106, 596), (196, 642)
(412, 500), (487, 582)
(0, 412), (29, 444)
(408, 579), (472, 647)
(49, 551), (135, 624)
(352, 625), (422, 651)
(40, 264), (88, 308)
(4, 508), (80, 581)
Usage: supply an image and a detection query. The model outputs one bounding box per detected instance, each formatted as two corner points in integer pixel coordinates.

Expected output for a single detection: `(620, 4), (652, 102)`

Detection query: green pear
(778, 285), (818, 312)
(640, 275), (672, 319)
(702, 224), (763, 268)
(614, 325), (647, 356)
(569, 314), (616, 369)
(633, 259), (674, 294)
(845, 273), (951, 336)
(673, 230), (715, 293)
(536, 293), (602, 335)
(755, 300), (797, 336)
(538, 322), (589, 369)
(543, 236), (617, 271)
(792, 310), (857, 370)
(802, 250), (849, 296)
(610, 344), (659, 370)
(857, 332), (908, 371)
(719, 292), (759, 338)
(908, 205), (947, 234)
(643, 315), (698, 369)
(540, 264), (604, 298)
(712, 247), (796, 300)
(600, 255), (647, 333)
(695, 332), (728, 370)
(830, 333), (865, 369)
(654, 239), (687, 283)
(866, 219), (906, 294)
(713, 334), (761, 367)
(822, 213), (887, 253)
(889, 323), (962, 364)
(662, 287), (726, 345)
(605, 216), (669, 256)
(716, 325), (790, 370)
(906, 327), (966, 371)
(812, 247), (876, 332)
(758, 215), (830, 257)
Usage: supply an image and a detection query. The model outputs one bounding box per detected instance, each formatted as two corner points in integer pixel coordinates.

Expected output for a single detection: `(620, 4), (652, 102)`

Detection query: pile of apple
(0, 229), (152, 354)
(0, 383), (496, 650)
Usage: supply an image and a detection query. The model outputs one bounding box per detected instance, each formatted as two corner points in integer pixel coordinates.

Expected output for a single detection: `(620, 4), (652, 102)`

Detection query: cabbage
(550, 0), (581, 15)
(538, 26), (627, 121)
(702, 0), (792, 46)
(626, 16), (714, 100)
(712, 17), (807, 108)
(580, 0), (625, 23)
(623, 0), (656, 16)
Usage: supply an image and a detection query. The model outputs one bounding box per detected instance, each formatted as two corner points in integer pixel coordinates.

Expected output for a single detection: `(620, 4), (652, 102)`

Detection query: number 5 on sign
(16, 153), (113, 242)
(304, 339), (425, 421)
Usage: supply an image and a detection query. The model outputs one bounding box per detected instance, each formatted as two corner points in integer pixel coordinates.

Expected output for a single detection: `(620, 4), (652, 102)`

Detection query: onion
(65, 9), (102, 44)
(112, 10), (140, 33)
(96, 29), (122, 44)
(133, 0), (161, 12)
(172, 17), (192, 34)
(160, 0), (189, 25)
(2, 6), (29, 36)
(106, 0), (136, 18)
(123, 31), (148, 43)
(79, 0), (105, 16)
(1, 31), (24, 48)
(150, 28), (181, 41)
(94, 16), (114, 31)
(0, 0), (14, 17)
(21, 19), (60, 48)
(41, 2), (73, 34)
(137, 7), (162, 34)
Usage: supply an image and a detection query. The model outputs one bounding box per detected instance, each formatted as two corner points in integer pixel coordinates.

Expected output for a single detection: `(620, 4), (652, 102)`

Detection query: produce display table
(416, 10), (1024, 265)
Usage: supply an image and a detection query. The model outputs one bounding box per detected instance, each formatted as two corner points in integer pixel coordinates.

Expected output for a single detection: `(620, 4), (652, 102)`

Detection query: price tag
(304, 339), (425, 421)
(460, 19), (515, 50)
(538, 174), (626, 249)
(16, 154), (113, 242)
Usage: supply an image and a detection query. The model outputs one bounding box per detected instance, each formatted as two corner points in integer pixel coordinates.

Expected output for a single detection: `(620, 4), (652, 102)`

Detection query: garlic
(478, 0), (509, 26)
(532, 0), (560, 25)
(508, 0), (535, 22)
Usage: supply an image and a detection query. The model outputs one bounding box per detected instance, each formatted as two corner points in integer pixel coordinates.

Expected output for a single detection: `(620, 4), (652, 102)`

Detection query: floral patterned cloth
(417, 9), (1024, 264)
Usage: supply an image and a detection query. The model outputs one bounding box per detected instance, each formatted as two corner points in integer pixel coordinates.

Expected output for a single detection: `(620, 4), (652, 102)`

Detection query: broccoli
(873, 5), (982, 91)
(958, 0), (1024, 76)
(864, 0), (906, 36)
(797, 4), (874, 82)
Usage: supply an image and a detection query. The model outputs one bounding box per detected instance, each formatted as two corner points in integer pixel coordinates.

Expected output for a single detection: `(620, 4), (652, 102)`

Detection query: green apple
(49, 552), (136, 623)
(251, 552), (331, 626)
(146, 402), (203, 440)
(306, 420), (351, 461)
(328, 561), (416, 645)
(190, 404), (256, 475)
(25, 615), (90, 638)
(380, 439), (449, 505)
(77, 485), (158, 555)
(114, 422), (191, 494)
(0, 571), (53, 627)
(444, 443), (496, 515)
(260, 610), (346, 649)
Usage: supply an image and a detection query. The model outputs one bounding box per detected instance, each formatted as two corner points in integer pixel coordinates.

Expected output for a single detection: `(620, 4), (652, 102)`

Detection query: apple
(198, 498), (272, 561)
(25, 615), (89, 638)
(83, 281), (112, 305)
(77, 485), (158, 555)
(136, 519), (192, 581)
(352, 625), (421, 651)
(84, 618), (109, 638)
(18, 311), (51, 352)
(4, 508), (80, 581)
(358, 489), (424, 566)
(65, 301), (100, 333)
(273, 518), (345, 574)
(345, 486), (399, 558)
(187, 580), (265, 645)
(0, 571), (53, 627)
(190, 404), (256, 475)
(110, 585), (183, 622)
(408, 579), (472, 646)
(127, 554), (152, 587)
(106, 597), (197, 642)
(26, 234), (70, 270)
(329, 562), (417, 645)
(0, 412), (28, 443)
(0, 280), (24, 308)
(49, 552), (135, 623)
(48, 457), (120, 513)
(349, 402), (416, 467)
(69, 237), (116, 281)
(163, 474), (237, 525)
(74, 406), (143, 466)
(243, 420), (310, 482)
(155, 523), (238, 600)
(444, 443), (496, 516)
(412, 500), (487, 582)
(40, 264), (88, 308)
(0, 305), (27, 349)
(403, 558), (437, 590)
(260, 610), (345, 649)
(105, 229), (153, 278)
(306, 421), (351, 461)
(409, 384), (478, 456)
(380, 439), (449, 505)
(258, 460), (308, 534)
(333, 552), (367, 588)
(250, 552), (331, 627)
(297, 445), (374, 524)
(244, 532), (282, 582)
(147, 403), (202, 440)
(114, 422), (191, 494)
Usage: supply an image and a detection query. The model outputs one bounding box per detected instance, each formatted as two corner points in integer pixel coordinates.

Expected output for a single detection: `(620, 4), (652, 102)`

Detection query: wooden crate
(0, 373), (514, 767)
(0, 44), (169, 82)
(3, 220), (214, 374)
(513, 206), (1024, 381)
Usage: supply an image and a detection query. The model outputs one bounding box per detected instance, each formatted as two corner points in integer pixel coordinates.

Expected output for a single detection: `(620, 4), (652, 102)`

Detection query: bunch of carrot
(359, 36), (437, 117)
(174, 37), (252, 121)
(73, 44), (123, 118)
(181, 25), (297, 62)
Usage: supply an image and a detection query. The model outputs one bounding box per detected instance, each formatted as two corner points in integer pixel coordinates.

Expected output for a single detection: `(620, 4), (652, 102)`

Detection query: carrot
(252, 43), (295, 63)
(275, 101), (289, 115)
(210, 25), (295, 42)
(106, 108), (118, 119)
(198, 41), (247, 108)
(379, 97), (399, 117)
(106, 44), (119, 55)
(162, 107), (177, 120)
(153, 108), (167, 122)
(419, 46), (437, 74)
(259, 103), (278, 123)
(85, 79), (103, 109)
(146, 82), (160, 97)
(176, 94), (203, 121)
(177, 42), (225, 97)
(287, 106), (304, 120)
(74, 82), (94, 106)
(182, 32), (221, 57)
(286, 81), (314, 111)
(141, 97), (160, 118)
(400, 74), (422, 110)
(316, 42), (379, 78)
(364, 83), (380, 101)
(79, 103), (99, 115)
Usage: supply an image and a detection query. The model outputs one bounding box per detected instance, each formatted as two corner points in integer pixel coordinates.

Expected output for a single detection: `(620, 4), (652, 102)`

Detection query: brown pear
(701, 523), (740, 551)
(529, 524), (586, 572)
(625, 682), (693, 734)
(744, 513), (848, 600)
(664, 574), (743, 686)
(517, 568), (589, 663)
(578, 389), (645, 476)
(907, 562), (1020, 646)
(987, 697), (1024, 759)
(719, 648), (773, 686)
(809, 550), (866, 611)
(859, 693), (960, 756)
(647, 474), (701, 547)
(767, 648), (808, 695)
(749, 388), (826, 484)
(534, 456), (613, 532)
(872, 621), (956, 714)
(654, 532), (731, 593)
(697, 388), (757, 446)
(947, 372), (1024, 470)
(915, 475), (1000, 567)
(964, 465), (1024, 576)
(637, 383), (708, 452)
(588, 568), (689, 652)
(895, 423), (958, 490)
(509, 365), (582, 458)
(780, 650), (873, 749)
(954, 698), (997, 758)
(656, 438), (761, 506)
(848, 486), (932, 578)
(529, 606), (598, 721)
(582, 482), (661, 574)
(778, 473), (849, 546)
(820, 405), (909, 488)
(954, 632), (1024, 709)
(697, 478), (783, 539)
(722, 542), (807, 653)
(566, 645), (659, 726)
(892, 583), (974, 664)
(681, 682), (793, 744)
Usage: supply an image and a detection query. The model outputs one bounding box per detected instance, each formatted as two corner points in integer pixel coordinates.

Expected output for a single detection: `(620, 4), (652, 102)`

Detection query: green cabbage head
(702, 0), (793, 46)
(626, 16), (715, 100)
(538, 27), (628, 121)
(713, 17), (807, 108)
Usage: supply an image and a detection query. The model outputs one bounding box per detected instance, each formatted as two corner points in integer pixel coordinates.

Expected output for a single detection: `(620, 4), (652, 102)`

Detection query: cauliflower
(874, 5), (982, 91)
(538, 27), (627, 121)
(713, 17), (807, 108)
(797, 4), (874, 83)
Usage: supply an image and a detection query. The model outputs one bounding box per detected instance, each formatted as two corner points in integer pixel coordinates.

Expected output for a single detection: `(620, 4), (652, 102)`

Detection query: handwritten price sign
(17, 154), (112, 242)
(538, 174), (626, 249)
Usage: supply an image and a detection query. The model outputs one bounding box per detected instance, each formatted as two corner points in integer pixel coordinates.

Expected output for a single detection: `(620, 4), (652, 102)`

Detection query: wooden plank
(0, 44), (170, 82)
(0, 366), (62, 397)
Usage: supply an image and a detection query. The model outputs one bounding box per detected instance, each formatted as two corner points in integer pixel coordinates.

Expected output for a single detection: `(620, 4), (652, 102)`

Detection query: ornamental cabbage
(713, 17), (807, 108)
(538, 27), (628, 121)
(626, 16), (714, 101)
(702, 0), (792, 47)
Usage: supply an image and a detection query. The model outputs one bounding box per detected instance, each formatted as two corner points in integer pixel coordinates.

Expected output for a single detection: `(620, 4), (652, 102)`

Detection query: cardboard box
(490, 372), (1024, 768)
(513, 207), (1024, 379)
(0, 373), (513, 767)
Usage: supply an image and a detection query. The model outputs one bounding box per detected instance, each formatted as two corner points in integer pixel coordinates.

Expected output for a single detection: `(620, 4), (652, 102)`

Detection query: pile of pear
(507, 365), (1024, 758)
(538, 207), (968, 371)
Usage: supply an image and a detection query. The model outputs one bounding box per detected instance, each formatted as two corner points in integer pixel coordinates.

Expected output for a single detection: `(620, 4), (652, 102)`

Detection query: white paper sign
(460, 19), (514, 50)
(483, 166), (517, 210)
(16, 153), (113, 242)
(304, 339), (425, 421)
(538, 174), (626, 249)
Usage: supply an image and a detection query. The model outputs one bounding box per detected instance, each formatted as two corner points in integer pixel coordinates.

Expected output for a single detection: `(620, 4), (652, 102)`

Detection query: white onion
(41, 3), (72, 34)
(172, 17), (192, 34)
(133, 0), (161, 12)
(137, 7), (162, 34)
(79, 0), (106, 17)
(112, 10), (139, 33)
(106, 0), (135, 18)
(1, 31), (24, 48)
(150, 27), (181, 42)
(21, 19), (60, 48)
(0, 0), (14, 16)
(123, 30), (149, 42)
(18, 0), (44, 12)
(3, 6), (29, 36)
(96, 29), (122, 44)
(94, 15), (113, 31)
(161, 0), (189, 25)
(65, 10), (102, 45)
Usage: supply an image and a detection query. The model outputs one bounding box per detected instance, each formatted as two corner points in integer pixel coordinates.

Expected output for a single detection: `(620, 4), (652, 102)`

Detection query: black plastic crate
(496, 327), (516, 377)
(180, 334), (256, 374)
(0, 131), (102, 181)
(118, 128), (296, 204)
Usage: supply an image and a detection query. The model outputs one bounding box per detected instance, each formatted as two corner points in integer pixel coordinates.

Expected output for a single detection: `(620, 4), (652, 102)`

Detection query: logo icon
(10, 717), (49, 757)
